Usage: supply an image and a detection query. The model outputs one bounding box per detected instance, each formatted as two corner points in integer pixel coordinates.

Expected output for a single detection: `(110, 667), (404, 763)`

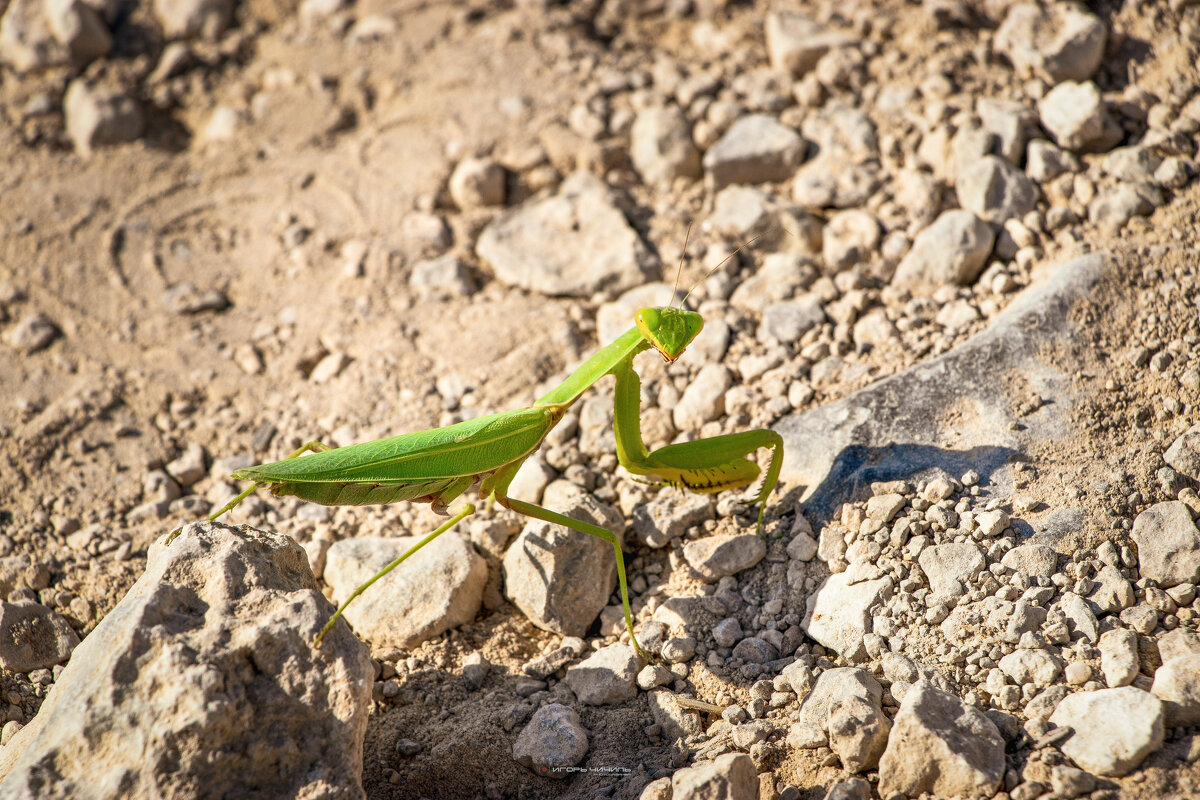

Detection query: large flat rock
(774, 253), (1111, 520)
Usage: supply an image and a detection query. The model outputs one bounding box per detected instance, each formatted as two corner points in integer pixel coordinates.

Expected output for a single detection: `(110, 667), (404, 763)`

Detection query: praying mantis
(169, 255), (784, 660)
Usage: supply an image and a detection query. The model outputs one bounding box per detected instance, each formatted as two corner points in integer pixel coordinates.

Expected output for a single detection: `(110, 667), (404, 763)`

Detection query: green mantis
(169, 273), (784, 660)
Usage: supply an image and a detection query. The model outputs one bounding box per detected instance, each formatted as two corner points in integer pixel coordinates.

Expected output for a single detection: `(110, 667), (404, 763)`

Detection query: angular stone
(1001, 544), (1057, 577)
(670, 752), (757, 800)
(1050, 765), (1095, 799)
(999, 649), (1063, 687)
(409, 254), (477, 301)
(1102, 146), (1163, 183)
(881, 652), (953, 692)
(994, 2), (1106, 83)
(1026, 684), (1070, 720)
(1049, 687), (1164, 776)
(648, 690), (705, 741)
(1038, 80), (1114, 152)
(919, 543), (985, 601)
(511, 703), (588, 777)
(326, 533), (486, 649)
(878, 680), (1005, 799)
(774, 252), (1110, 526)
(0, 601), (79, 672)
(503, 486), (624, 636)
(797, 667), (882, 728)
(1158, 628), (1200, 665)
(707, 184), (773, 241)
(732, 637), (778, 664)
(866, 493), (905, 522)
(955, 156), (1038, 224)
(1004, 600), (1047, 643)
(674, 364), (731, 432)
(1132, 501), (1200, 588)
(1151, 656), (1200, 727)
(1026, 138), (1076, 181)
(630, 105), (701, 186)
(829, 696), (891, 772)
(1057, 592), (1099, 643)
(1099, 628), (1140, 687)
(476, 171), (657, 298)
(682, 534), (766, 582)
(823, 778), (872, 800)
(564, 643), (639, 705)
(166, 442), (208, 487)
(803, 571), (893, 662)
(822, 209), (881, 272)
(782, 659), (816, 697)
(448, 157), (505, 209)
(0, 522), (373, 798)
(162, 282), (228, 314)
(759, 296), (827, 344)
(892, 210), (995, 291)
(791, 105), (880, 209)
(702, 114), (805, 191)
(631, 493), (713, 548)
(1089, 184), (1157, 229)
(977, 98), (1038, 165)
(1086, 564), (1135, 613)
(63, 79), (143, 158)
(764, 10), (856, 77)
(1165, 425), (1200, 478)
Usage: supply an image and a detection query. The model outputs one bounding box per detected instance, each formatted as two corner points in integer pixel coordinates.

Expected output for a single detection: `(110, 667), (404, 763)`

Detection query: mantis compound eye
(635, 308), (661, 334)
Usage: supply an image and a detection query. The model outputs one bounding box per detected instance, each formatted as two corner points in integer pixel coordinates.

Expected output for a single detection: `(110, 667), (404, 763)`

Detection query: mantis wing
(233, 407), (555, 484)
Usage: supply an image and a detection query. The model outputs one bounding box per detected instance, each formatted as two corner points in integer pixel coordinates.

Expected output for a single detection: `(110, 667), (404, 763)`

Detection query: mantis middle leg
(610, 360), (783, 533)
(499, 496), (647, 661)
(314, 502), (477, 646)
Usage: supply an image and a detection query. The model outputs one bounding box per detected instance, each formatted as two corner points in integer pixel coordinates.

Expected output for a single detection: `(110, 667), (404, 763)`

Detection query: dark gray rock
(511, 703), (588, 777)
(775, 253), (1111, 520)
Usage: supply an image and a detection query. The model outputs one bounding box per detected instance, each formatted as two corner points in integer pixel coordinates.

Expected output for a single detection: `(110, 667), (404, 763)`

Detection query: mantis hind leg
(165, 439), (336, 545)
(500, 496), (648, 662)
(314, 502), (477, 647)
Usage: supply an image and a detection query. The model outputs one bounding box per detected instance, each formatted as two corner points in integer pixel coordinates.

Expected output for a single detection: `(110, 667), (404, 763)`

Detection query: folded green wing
(232, 407), (554, 484)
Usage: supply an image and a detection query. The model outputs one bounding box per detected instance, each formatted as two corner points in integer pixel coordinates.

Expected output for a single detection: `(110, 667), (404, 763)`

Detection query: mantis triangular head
(635, 307), (704, 362)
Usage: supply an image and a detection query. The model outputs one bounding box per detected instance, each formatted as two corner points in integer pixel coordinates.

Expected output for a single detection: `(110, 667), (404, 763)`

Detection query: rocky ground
(2, 0), (1200, 798)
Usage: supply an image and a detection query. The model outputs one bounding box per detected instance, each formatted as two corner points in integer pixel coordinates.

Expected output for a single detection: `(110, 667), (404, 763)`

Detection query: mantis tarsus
(169, 263), (784, 660)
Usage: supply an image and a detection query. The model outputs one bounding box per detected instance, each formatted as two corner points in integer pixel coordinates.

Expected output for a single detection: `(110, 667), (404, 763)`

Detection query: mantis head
(635, 307), (704, 362)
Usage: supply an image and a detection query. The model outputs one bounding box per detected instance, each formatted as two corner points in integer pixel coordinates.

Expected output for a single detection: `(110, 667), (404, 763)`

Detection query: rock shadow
(800, 442), (1025, 526)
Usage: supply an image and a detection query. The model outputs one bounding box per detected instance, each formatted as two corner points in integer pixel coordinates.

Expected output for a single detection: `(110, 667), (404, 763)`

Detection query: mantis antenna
(669, 223), (692, 309)
(677, 232), (766, 310)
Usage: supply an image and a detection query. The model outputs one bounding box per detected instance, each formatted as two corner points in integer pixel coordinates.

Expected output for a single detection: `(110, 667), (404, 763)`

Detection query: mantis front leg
(610, 360), (783, 534)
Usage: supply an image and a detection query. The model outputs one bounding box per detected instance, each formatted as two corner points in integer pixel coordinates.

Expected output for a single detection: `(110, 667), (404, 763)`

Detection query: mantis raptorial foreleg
(501, 496), (646, 661)
(609, 360), (784, 534)
(638, 430), (784, 530)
